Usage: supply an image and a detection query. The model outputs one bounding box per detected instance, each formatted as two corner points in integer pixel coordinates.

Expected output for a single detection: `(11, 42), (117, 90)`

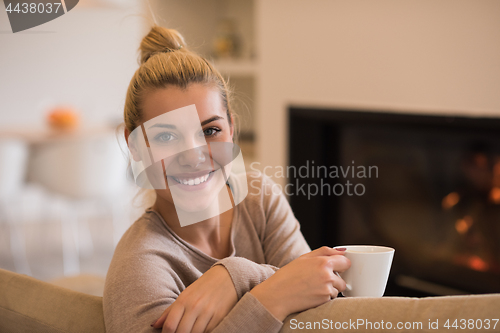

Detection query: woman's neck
(152, 195), (233, 259)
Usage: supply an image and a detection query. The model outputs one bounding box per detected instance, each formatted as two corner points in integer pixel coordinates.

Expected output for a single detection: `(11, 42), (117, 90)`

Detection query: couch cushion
(281, 294), (500, 332)
(0, 268), (105, 333)
(49, 274), (105, 297)
(2, 267), (500, 333)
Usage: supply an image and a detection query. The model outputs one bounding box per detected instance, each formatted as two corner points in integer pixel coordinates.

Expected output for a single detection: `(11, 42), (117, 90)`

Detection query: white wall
(0, 2), (146, 129)
(256, 0), (500, 183)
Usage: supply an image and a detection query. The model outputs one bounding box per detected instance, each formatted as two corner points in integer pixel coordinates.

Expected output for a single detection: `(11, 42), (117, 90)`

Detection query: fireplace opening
(288, 107), (500, 296)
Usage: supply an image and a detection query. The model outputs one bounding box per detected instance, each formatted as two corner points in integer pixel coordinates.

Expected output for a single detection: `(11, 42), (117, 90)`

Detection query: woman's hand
(151, 265), (237, 333)
(249, 246), (350, 321)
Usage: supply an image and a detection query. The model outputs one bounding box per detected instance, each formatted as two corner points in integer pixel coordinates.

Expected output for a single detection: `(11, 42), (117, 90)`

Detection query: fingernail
(151, 319), (158, 327)
(335, 247), (346, 251)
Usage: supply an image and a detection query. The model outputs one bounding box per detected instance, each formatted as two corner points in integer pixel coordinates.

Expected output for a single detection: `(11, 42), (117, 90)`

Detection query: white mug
(334, 245), (395, 297)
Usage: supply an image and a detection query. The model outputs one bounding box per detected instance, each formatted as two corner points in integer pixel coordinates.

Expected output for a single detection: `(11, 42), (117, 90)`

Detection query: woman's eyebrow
(148, 123), (176, 129)
(201, 115), (224, 126)
(148, 116), (224, 129)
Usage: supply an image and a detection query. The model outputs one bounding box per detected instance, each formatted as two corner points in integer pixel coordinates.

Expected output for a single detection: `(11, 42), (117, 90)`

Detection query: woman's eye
(154, 132), (175, 143)
(203, 127), (221, 137)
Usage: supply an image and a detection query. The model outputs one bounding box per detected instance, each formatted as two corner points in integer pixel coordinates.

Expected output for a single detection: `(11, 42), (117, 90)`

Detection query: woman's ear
(125, 127), (142, 162)
(229, 114), (235, 140)
(124, 128), (130, 145)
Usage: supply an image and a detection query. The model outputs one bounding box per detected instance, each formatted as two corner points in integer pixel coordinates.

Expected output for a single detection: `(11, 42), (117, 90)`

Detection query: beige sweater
(103, 173), (311, 333)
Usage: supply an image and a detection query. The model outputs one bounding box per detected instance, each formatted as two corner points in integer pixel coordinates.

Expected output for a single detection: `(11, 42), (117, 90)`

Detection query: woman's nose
(178, 146), (206, 168)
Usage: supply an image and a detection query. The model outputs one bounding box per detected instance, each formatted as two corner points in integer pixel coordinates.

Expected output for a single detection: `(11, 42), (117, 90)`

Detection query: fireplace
(288, 107), (500, 296)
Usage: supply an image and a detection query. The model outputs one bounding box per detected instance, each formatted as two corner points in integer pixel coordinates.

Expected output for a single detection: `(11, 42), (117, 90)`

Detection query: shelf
(212, 59), (258, 77)
(0, 126), (117, 144)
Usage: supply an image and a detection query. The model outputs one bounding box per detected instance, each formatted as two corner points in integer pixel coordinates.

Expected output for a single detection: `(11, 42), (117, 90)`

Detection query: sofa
(1, 268), (500, 333)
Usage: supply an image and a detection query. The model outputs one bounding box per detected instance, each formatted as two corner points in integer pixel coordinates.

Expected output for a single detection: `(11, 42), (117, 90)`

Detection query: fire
(490, 187), (500, 204)
(455, 216), (473, 234)
(453, 254), (491, 273)
(491, 161), (500, 203)
(468, 256), (490, 272)
(442, 192), (460, 209)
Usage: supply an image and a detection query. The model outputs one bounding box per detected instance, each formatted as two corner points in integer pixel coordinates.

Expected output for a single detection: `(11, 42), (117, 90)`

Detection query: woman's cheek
(144, 161), (168, 189)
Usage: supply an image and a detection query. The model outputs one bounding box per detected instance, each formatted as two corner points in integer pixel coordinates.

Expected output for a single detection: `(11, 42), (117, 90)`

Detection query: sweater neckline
(147, 206), (238, 263)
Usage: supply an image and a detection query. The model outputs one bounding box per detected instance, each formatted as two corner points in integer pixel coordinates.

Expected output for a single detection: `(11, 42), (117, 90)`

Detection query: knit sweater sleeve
(210, 292), (283, 333)
(103, 245), (181, 333)
(105, 250), (284, 333)
(213, 173), (311, 299)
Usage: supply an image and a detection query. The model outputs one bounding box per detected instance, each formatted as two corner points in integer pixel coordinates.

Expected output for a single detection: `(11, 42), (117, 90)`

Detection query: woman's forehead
(141, 84), (226, 122)
(143, 104), (202, 135)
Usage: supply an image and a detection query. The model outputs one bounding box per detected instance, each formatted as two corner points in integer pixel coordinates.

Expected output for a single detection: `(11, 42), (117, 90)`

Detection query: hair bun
(139, 25), (187, 64)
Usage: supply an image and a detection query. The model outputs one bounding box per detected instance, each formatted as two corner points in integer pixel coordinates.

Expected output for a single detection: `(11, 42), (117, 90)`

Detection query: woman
(103, 25), (350, 333)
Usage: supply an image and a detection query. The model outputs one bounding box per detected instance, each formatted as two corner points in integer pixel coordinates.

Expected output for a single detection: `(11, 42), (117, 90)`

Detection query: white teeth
(173, 173), (211, 186)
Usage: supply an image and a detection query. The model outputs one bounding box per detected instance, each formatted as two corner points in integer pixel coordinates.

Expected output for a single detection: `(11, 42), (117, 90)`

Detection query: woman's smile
(167, 169), (216, 192)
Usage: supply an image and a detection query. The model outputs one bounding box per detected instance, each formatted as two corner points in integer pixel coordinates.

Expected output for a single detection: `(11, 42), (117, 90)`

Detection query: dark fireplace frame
(288, 107), (500, 297)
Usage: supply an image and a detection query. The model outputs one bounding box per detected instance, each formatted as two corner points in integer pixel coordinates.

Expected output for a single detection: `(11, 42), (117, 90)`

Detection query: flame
(489, 187), (500, 204)
(442, 192), (460, 209)
(453, 254), (491, 273)
(468, 256), (490, 272)
(455, 216), (473, 234)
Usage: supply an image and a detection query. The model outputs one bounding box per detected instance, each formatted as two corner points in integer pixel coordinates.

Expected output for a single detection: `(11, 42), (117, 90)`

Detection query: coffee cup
(334, 245), (395, 297)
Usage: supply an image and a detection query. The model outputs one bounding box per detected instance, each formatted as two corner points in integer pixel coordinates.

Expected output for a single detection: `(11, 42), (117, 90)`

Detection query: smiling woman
(102, 25), (351, 333)
(140, 89), (234, 221)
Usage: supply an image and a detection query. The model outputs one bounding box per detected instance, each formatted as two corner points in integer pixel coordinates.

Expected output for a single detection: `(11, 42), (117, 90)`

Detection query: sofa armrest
(0, 268), (105, 333)
(2, 267), (499, 333)
(281, 294), (500, 332)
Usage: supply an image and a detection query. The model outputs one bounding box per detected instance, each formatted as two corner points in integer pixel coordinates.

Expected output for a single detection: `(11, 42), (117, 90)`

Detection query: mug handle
(334, 271), (351, 294)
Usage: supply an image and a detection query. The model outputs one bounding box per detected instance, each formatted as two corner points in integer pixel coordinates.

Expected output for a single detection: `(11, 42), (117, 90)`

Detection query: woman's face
(130, 83), (234, 215)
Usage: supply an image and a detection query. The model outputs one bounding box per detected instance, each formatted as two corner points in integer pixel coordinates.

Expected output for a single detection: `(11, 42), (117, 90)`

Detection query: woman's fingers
(331, 270), (347, 293)
(326, 253), (351, 273)
(306, 246), (347, 258)
(204, 312), (224, 333)
(174, 308), (199, 333)
(161, 304), (184, 333)
(305, 247), (350, 296)
(150, 264), (237, 331)
(151, 306), (171, 328)
(191, 313), (213, 333)
(328, 284), (340, 299)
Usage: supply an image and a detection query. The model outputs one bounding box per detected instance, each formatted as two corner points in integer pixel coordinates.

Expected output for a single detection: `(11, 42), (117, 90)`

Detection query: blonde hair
(124, 25), (235, 208)
(124, 25), (234, 133)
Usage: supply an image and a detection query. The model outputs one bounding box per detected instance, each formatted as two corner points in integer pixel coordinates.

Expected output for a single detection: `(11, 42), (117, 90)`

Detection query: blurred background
(1, 0), (499, 296)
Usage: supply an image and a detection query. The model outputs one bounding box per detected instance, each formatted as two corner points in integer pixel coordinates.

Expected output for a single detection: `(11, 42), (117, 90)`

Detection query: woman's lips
(172, 173), (210, 186)
(166, 170), (216, 191)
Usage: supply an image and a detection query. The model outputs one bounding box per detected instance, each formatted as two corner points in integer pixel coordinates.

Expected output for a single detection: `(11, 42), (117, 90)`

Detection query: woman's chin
(168, 185), (223, 214)
(175, 202), (213, 214)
